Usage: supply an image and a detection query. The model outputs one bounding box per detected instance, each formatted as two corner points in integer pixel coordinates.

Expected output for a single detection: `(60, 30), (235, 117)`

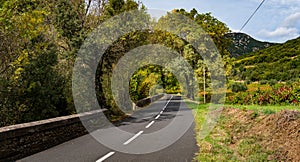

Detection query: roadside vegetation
(0, 0), (144, 127)
(187, 102), (300, 161)
(226, 80), (300, 106)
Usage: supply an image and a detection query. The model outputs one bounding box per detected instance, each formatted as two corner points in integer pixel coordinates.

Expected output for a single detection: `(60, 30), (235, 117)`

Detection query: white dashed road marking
(96, 152), (115, 162)
(96, 96), (174, 161)
(155, 114), (160, 120)
(123, 131), (144, 145)
(145, 121), (155, 128)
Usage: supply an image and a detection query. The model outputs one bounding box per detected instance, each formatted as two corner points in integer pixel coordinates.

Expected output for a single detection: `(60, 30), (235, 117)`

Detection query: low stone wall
(136, 94), (165, 107)
(0, 109), (108, 162)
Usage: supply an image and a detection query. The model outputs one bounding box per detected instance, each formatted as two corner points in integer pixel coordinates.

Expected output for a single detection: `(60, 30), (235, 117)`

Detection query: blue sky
(140, 0), (300, 43)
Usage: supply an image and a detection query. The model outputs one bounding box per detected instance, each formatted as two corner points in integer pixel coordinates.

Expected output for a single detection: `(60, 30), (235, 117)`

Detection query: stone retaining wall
(0, 109), (107, 162)
(136, 94), (165, 107)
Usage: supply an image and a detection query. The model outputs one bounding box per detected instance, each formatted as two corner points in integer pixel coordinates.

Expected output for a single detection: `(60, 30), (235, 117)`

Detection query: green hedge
(226, 83), (300, 106)
(229, 82), (248, 93)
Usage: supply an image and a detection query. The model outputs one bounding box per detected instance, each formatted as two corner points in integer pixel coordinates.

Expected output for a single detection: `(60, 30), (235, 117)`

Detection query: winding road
(19, 95), (198, 162)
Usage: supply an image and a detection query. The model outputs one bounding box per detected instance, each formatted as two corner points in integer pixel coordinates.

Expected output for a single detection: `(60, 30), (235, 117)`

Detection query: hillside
(231, 37), (300, 81)
(226, 33), (276, 58)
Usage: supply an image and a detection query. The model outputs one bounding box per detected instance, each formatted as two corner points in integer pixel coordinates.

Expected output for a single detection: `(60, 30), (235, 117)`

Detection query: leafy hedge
(226, 82), (300, 106)
(229, 82), (248, 93)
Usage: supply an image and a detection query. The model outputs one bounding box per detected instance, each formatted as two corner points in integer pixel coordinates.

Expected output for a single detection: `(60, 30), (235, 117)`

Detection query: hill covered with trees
(231, 37), (300, 82)
(226, 32), (276, 58)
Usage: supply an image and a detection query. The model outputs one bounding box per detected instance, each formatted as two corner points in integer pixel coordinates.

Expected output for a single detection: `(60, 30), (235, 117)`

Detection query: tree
(154, 9), (230, 99)
(0, 0), (70, 126)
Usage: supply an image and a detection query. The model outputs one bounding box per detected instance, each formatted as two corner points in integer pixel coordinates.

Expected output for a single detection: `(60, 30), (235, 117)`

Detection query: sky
(140, 0), (300, 43)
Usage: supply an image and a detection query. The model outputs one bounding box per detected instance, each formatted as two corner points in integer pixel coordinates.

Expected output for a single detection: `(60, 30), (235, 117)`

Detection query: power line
(240, 0), (266, 31)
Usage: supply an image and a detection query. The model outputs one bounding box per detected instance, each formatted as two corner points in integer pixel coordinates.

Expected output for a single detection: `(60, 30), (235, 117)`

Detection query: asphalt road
(18, 95), (198, 162)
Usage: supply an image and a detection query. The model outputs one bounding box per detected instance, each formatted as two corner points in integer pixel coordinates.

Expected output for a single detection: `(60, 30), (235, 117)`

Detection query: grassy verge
(225, 104), (300, 114)
(186, 102), (299, 161)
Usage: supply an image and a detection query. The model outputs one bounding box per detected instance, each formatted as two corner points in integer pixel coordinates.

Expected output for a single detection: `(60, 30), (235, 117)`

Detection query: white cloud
(250, 0), (300, 6)
(275, 0), (300, 5)
(258, 11), (300, 42)
(250, 0), (300, 15)
(282, 12), (300, 27)
(259, 27), (298, 38)
(231, 28), (241, 33)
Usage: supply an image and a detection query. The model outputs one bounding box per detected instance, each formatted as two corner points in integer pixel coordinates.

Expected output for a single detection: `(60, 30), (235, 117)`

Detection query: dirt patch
(222, 108), (300, 161)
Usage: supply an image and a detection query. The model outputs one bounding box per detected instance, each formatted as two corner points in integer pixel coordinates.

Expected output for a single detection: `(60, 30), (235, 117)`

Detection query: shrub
(226, 84), (300, 106)
(259, 80), (268, 85)
(268, 79), (277, 86)
(229, 82), (248, 93)
(286, 80), (294, 85)
(245, 80), (252, 85)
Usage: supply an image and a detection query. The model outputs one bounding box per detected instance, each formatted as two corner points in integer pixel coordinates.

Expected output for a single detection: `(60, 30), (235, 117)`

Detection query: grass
(225, 104), (300, 114)
(187, 103), (210, 141)
(185, 101), (296, 161)
(188, 102), (242, 161)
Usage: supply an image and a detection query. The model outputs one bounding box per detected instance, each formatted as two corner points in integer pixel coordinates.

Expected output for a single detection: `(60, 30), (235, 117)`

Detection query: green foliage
(227, 82), (300, 106)
(129, 65), (181, 102)
(226, 33), (276, 58)
(0, 0), (47, 77)
(229, 82), (248, 93)
(259, 80), (268, 85)
(0, 1), (233, 127)
(268, 79), (278, 86)
(98, 7), (232, 112)
(245, 80), (252, 85)
(232, 37), (300, 81)
(0, 35), (68, 126)
(172, 9), (233, 77)
(0, 0), (84, 127)
(53, 0), (85, 50)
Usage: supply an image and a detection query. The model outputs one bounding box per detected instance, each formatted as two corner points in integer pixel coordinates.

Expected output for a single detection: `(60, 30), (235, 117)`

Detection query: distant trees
(229, 82), (248, 93)
(130, 65), (180, 102)
(232, 37), (300, 82)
